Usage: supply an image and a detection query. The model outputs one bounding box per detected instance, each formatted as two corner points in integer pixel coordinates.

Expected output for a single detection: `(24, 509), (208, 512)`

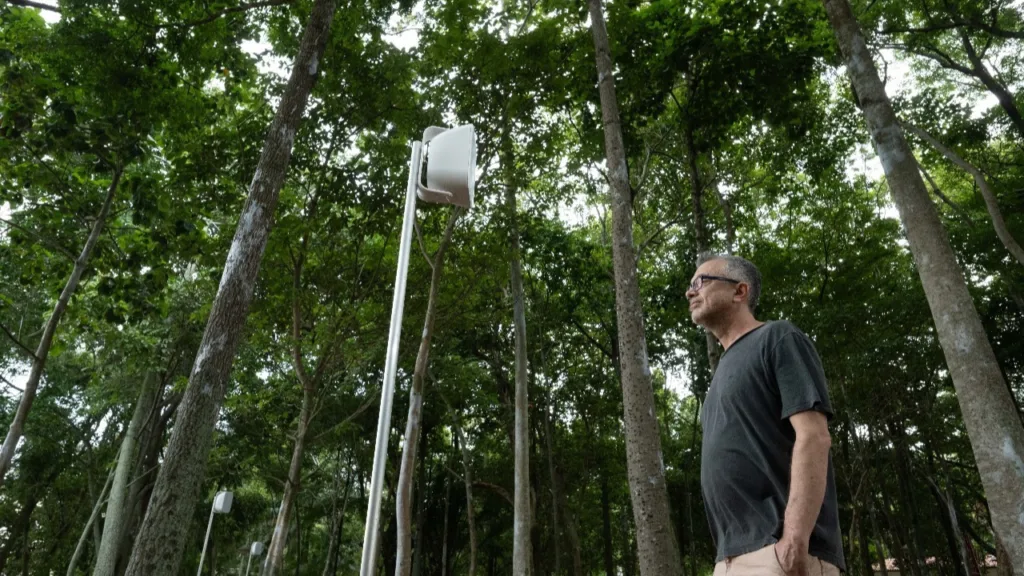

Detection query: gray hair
(696, 252), (762, 313)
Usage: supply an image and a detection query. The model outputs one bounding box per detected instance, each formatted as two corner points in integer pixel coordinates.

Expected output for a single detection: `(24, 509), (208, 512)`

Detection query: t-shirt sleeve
(769, 331), (834, 421)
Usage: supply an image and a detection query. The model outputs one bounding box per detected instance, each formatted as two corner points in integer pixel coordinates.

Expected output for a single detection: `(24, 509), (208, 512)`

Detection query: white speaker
(212, 491), (233, 514)
(417, 125), (476, 209)
(250, 542), (264, 556)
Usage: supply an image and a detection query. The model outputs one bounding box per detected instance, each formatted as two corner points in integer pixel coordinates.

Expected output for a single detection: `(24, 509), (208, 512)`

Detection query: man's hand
(774, 537), (810, 576)
(777, 410), (830, 576)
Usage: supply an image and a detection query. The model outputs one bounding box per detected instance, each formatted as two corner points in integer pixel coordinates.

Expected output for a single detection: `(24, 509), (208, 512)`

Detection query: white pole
(244, 554), (253, 576)
(197, 501), (216, 576)
(359, 141), (422, 576)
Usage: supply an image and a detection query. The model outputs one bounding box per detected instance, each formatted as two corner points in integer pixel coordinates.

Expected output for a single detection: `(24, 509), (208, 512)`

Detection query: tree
(123, 0), (339, 572)
(823, 0), (1024, 570)
(586, 1), (683, 574)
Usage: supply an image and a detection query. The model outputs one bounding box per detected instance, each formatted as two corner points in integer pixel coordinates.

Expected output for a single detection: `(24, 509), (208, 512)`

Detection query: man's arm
(775, 410), (831, 576)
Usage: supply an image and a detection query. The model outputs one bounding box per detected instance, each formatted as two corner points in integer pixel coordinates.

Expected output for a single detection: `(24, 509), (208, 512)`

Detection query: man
(687, 253), (845, 576)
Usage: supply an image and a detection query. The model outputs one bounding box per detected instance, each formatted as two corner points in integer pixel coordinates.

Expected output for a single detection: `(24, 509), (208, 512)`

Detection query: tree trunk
(924, 476), (971, 576)
(621, 508), (636, 576)
(586, 2), (683, 575)
(601, 475), (615, 576)
(262, 380), (314, 576)
(116, 391), (181, 575)
(906, 124), (1024, 267)
(995, 535), (1013, 576)
(0, 490), (39, 574)
(685, 126), (722, 377)
(93, 373), (159, 576)
(395, 209), (460, 576)
(824, 1), (1024, 571)
(869, 498), (889, 576)
(65, 469), (115, 576)
(321, 469), (350, 576)
(542, 398), (561, 576)
(504, 178), (533, 576)
(452, 414), (477, 576)
(441, 475), (450, 576)
(411, 466), (427, 576)
(559, 495), (584, 576)
(264, 219), (323, 576)
(0, 166), (122, 485)
(856, 498), (874, 576)
(123, 0), (337, 572)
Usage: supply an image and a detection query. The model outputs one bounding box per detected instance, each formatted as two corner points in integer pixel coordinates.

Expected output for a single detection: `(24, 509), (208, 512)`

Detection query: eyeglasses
(688, 274), (740, 292)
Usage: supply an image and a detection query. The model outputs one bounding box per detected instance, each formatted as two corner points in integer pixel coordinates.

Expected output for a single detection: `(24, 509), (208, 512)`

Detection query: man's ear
(733, 282), (749, 304)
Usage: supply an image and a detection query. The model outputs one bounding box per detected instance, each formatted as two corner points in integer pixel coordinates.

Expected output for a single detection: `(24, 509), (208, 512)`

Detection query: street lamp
(244, 541), (264, 576)
(197, 490), (232, 576)
(358, 125), (476, 576)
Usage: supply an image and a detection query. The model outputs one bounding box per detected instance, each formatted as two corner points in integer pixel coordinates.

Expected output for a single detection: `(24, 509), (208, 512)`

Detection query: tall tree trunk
(264, 215), (323, 576)
(924, 476), (971, 576)
(0, 166), (122, 485)
(685, 126), (722, 377)
(452, 414), (477, 576)
(68, 469), (116, 576)
(869, 497), (889, 576)
(889, 424), (924, 576)
(395, 209), (460, 576)
(262, 379), (314, 576)
(601, 475), (615, 576)
(504, 178), (533, 576)
(411, 467), (427, 576)
(441, 475), (450, 576)
(123, 0), (337, 572)
(586, 2), (683, 574)
(94, 373), (159, 576)
(621, 508), (636, 576)
(321, 469), (350, 576)
(906, 124), (1024, 267)
(824, 1), (1024, 570)
(293, 500), (301, 575)
(856, 495), (874, 576)
(116, 391), (181, 575)
(411, 417), (432, 576)
(0, 490), (39, 574)
(559, 496), (584, 576)
(543, 398), (561, 576)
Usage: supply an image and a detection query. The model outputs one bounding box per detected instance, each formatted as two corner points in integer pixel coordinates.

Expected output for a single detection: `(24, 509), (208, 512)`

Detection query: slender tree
(823, 0), (1024, 570)
(123, 0), (338, 572)
(0, 167), (122, 484)
(586, 1), (683, 574)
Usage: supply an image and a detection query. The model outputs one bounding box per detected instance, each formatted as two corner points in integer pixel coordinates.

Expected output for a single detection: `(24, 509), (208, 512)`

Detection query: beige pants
(713, 544), (841, 576)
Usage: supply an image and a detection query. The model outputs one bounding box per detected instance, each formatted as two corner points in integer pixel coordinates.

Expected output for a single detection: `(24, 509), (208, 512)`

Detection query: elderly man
(687, 253), (846, 576)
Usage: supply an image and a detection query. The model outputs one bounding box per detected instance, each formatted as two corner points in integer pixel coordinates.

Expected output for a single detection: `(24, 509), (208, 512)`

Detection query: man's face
(686, 260), (741, 326)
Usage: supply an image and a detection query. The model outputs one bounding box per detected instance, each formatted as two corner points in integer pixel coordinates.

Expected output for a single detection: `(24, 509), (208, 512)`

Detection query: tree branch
(414, 219), (434, 272)
(160, 0), (293, 29)
(3, 0), (60, 13)
(0, 218), (77, 262)
(311, 389), (380, 442)
(569, 317), (613, 361)
(0, 323), (39, 362)
(1, 374), (24, 393)
(473, 480), (513, 506)
(916, 160), (971, 220)
(906, 123), (1024, 267)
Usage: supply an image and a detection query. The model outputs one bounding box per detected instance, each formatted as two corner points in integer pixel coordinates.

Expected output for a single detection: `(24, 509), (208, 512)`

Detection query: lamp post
(197, 490), (232, 576)
(358, 125), (476, 576)
(244, 541), (264, 576)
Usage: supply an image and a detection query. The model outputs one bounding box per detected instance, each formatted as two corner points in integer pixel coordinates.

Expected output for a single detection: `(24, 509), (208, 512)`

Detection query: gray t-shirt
(700, 321), (846, 571)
